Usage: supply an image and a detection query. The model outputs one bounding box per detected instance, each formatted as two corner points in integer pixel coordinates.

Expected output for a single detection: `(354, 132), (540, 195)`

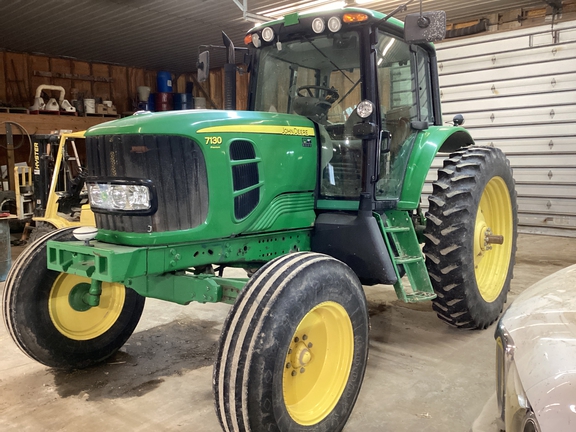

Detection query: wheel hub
(282, 301), (354, 426)
(473, 176), (514, 303)
(48, 274), (126, 340)
(289, 338), (313, 373)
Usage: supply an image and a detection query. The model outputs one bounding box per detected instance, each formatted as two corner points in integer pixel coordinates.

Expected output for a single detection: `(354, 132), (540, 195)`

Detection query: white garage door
(426, 20), (576, 237)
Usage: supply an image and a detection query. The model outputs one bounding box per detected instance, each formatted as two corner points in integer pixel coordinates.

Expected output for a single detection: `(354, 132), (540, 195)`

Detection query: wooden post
(5, 122), (15, 191)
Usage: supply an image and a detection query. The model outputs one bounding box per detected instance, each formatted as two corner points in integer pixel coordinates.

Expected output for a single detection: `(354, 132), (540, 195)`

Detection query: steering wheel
(296, 85), (339, 104)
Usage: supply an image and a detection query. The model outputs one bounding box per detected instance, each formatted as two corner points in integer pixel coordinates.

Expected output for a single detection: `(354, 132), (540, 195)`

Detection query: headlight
(312, 18), (325, 34)
(251, 33), (261, 48)
(495, 321), (515, 425)
(495, 321), (541, 432)
(261, 27), (275, 42)
(356, 100), (374, 118)
(327, 16), (342, 33)
(87, 180), (156, 215)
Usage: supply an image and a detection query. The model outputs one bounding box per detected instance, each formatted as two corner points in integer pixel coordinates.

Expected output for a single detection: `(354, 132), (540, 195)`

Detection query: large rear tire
(3, 227), (145, 369)
(423, 146), (517, 329)
(214, 252), (369, 432)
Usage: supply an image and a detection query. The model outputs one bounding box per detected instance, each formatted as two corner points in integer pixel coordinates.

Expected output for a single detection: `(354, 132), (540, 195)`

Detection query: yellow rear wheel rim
(282, 301), (354, 425)
(474, 176), (513, 302)
(48, 274), (125, 340)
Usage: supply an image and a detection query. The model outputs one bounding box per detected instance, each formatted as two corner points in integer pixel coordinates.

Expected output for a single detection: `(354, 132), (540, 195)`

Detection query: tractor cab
(244, 8), (442, 210)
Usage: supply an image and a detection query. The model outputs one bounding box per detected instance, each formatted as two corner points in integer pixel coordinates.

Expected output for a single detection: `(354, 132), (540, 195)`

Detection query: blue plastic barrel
(0, 219), (11, 281)
(157, 71), (173, 93)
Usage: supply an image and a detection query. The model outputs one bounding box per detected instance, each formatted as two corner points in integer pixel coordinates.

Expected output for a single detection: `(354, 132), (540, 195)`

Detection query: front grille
(229, 140), (260, 220)
(86, 134), (208, 233)
(230, 140), (256, 160)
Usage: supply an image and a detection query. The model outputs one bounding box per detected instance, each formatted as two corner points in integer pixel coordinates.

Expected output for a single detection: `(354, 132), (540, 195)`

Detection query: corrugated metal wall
(427, 20), (576, 236)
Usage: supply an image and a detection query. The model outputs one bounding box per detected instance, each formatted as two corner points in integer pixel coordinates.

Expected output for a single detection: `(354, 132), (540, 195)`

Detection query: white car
(495, 264), (576, 431)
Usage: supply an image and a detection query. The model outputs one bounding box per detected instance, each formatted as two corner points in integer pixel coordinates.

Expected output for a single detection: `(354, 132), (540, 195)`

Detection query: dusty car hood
(500, 264), (576, 428)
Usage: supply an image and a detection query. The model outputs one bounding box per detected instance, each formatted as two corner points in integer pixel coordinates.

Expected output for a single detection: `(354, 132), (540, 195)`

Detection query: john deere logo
(282, 127), (309, 136)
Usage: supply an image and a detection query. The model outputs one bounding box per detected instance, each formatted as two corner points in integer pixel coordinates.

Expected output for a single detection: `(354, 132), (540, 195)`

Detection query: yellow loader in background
(16, 131), (95, 243)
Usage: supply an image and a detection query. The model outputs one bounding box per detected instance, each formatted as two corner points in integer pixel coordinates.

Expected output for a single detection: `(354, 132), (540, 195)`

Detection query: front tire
(3, 227), (145, 368)
(423, 146), (517, 329)
(214, 252), (369, 432)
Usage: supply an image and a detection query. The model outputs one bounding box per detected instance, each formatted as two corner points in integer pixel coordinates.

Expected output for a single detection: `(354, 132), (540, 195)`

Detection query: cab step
(374, 210), (436, 303)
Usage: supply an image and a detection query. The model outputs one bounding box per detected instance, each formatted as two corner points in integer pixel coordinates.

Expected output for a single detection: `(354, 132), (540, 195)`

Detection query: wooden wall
(0, 50), (249, 114)
(0, 51), (159, 113)
(174, 68), (250, 110)
(0, 50), (250, 174)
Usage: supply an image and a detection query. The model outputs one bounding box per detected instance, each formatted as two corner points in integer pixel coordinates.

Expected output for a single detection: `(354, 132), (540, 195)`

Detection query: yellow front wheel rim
(474, 176), (513, 302)
(282, 301), (354, 425)
(48, 274), (125, 340)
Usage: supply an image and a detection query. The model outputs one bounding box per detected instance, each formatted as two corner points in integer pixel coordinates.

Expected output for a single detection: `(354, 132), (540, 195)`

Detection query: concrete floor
(1, 233), (576, 431)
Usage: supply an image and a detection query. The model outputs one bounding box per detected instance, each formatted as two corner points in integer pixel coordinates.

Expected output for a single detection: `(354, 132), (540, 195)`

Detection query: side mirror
(453, 114), (465, 126)
(404, 11), (446, 43)
(197, 51), (210, 83)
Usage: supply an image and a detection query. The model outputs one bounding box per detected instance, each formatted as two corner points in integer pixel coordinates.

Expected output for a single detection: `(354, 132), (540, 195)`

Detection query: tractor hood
(85, 110), (316, 138)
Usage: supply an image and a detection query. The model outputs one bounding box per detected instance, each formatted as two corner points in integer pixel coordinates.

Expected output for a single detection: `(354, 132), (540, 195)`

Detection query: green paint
(47, 230), (312, 284)
(86, 279), (102, 307)
(315, 199), (359, 211)
(87, 111), (317, 247)
(398, 126), (473, 210)
(128, 273), (248, 305)
(47, 240), (148, 282)
(375, 211), (436, 303)
(245, 192), (315, 233)
(68, 283), (92, 312)
(284, 13), (299, 26)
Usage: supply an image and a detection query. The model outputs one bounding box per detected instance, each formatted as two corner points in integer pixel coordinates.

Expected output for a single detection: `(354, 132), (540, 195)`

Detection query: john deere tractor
(3, 4), (517, 432)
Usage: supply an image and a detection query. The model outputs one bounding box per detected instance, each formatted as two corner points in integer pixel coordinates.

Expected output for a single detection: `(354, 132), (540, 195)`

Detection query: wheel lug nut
(300, 368), (305, 373)
(308, 343), (313, 348)
(294, 337), (299, 343)
(302, 335), (308, 340)
(288, 349), (292, 354)
(286, 363), (291, 369)
(291, 370), (297, 376)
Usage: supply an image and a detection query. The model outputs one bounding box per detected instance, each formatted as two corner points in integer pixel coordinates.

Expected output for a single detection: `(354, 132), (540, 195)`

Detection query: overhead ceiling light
(382, 38), (395, 57)
(260, 0), (344, 19)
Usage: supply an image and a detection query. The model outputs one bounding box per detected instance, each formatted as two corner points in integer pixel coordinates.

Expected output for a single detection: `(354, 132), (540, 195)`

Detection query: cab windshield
(254, 31), (364, 199)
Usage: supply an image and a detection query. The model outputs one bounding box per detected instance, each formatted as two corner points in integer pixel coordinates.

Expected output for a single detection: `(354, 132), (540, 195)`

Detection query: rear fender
(397, 126), (474, 210)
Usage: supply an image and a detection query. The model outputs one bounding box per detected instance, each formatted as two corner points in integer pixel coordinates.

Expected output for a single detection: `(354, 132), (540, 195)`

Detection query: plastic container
(155, 92), (173, 111)
(84, 98), (95, 114)
(157, 71), (173, 93)
(194, 97), (206, 109)
(173, 93), (193, 110)
(137, 86), (151, 102)
(0, 219), (11, 281)
(147, 93), (156, 111)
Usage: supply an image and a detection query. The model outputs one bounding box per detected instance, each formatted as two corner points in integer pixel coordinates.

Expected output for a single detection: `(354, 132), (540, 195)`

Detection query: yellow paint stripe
(197, 125), (315, 137)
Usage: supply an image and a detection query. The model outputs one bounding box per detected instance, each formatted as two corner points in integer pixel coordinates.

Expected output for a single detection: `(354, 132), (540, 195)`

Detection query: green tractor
(3, 4), (517, 432)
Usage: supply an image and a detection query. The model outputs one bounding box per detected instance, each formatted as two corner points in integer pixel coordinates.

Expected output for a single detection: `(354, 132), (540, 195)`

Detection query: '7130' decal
(205, 136), (223, 146)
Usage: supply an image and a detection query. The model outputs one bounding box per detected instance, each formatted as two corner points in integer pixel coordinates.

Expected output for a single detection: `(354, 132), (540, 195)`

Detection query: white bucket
(84, 99), (95, 114)
(137, 86), (151, 102)
(194, 97), (206, 109)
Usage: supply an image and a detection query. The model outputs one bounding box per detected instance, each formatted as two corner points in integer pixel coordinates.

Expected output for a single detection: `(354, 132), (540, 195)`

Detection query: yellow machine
(15, 131), (95, 241)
